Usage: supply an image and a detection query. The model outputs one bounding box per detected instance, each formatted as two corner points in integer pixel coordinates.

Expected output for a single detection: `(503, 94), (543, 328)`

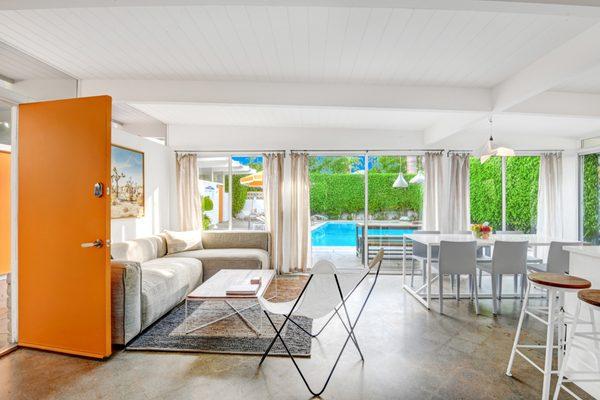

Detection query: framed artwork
(111, 145), (144, 219)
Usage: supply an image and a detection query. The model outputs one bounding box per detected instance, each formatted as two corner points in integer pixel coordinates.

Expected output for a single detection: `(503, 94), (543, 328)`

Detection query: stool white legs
(506, 283), (531, 376)
(553, 301), (600, 400)
(553, 301), (581, 400)
(506, 284), (564, 400)
(542, 288), (556, 400)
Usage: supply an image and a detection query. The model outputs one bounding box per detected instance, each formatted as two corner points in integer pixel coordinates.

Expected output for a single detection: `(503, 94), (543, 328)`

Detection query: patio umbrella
(240, 171), (263, 188)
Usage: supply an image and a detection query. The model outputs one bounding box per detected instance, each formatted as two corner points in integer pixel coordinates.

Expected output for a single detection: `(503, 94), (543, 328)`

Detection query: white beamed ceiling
(557, 64), (600, 94)
(0, 40), (71, 81)
(131, 102), (600, 140)
(129, 102), (475, 130)
(0, 6), (596, 86)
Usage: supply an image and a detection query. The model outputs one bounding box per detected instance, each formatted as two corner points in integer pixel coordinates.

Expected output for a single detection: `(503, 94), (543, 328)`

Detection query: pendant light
(478, 116), (514, 164)
(409, 169), (425, 184)
(393, 171), (408, 188)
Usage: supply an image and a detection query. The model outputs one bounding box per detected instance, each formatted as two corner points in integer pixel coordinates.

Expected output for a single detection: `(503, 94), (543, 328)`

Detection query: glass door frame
(307, 150), (427, 270)
(577, 146), (600, 242)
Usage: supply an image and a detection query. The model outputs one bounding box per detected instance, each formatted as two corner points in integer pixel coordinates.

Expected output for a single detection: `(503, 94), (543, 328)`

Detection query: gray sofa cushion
(111, 260), (142, 345)
(111, 235), (167, 263)
(140, 257), (202, 329)
(165, 248), (269, 281)
(201, 231), (269, 252)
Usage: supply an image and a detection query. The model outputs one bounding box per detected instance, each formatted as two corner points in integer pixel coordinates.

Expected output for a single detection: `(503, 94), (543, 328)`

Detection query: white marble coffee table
(184, 269), (276, 335)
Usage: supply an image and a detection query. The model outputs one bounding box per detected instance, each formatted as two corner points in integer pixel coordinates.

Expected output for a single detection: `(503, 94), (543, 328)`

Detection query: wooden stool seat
(578, 289), (600, 308)
(528, 272), (591, 290)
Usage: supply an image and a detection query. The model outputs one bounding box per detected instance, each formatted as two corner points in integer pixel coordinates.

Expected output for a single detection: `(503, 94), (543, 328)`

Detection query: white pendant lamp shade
(409, 170), (425, 184)
(478, 139), (495, 163)
(479, 116), (514, 164)
(393, 172), (408, 188)
(495, 146), (515, 157)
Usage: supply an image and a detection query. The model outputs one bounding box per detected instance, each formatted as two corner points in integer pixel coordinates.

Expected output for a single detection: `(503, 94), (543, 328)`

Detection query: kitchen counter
(564, 246), (600, 398)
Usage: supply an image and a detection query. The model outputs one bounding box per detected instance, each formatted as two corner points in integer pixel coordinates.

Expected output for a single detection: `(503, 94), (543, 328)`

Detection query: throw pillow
(164, 229), (203, 254)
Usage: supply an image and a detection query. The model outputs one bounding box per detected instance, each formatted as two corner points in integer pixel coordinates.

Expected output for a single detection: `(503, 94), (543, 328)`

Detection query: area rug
(126, 275), (312, 356)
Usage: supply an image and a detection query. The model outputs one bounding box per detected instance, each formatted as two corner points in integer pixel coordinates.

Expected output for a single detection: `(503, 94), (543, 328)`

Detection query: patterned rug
(126, 275), (312, 356)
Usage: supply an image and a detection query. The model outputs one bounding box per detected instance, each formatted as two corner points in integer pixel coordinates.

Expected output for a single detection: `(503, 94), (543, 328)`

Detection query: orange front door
(18, 96), (112, 358)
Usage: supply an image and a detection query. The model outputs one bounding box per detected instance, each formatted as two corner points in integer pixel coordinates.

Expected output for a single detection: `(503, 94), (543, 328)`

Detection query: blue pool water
(311, 222), (415, 247)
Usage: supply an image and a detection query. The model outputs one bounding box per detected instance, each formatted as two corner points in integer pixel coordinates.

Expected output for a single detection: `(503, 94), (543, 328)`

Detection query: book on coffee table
(226, 284), (260, 296)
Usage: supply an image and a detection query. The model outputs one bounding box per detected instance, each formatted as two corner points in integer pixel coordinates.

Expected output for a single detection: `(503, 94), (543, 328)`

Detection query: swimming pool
(311, 222), (416, 247)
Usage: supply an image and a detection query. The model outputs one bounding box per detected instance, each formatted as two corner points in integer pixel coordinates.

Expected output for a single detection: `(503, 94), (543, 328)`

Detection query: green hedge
(469, 157), (502, 229)
(310, 157), (541, 232)
(224, 176), (248, 215)
(583, 154), (599, 243)
(309, 173), (422, 218)
(469, 156), (539, 233)
(506, 156), (539, 233)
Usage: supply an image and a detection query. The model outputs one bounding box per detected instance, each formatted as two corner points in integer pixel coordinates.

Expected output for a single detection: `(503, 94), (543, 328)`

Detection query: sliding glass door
(197, 154), (266, 231)
(308, 153), (423, 271)
(581, 153), (600, 244)
(309, 155), (365, 268)
(367, 155), (423, 271)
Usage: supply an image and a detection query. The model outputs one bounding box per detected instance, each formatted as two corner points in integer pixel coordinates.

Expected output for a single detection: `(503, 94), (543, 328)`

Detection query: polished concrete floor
(0, 275), (594, 400)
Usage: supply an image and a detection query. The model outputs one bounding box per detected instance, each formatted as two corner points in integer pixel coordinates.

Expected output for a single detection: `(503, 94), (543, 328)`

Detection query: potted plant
(471, 222), (492, 239)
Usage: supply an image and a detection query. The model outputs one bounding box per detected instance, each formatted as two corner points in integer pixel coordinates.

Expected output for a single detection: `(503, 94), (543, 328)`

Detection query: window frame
(470, 154), (541, 234)
(196, 152), (269, 232)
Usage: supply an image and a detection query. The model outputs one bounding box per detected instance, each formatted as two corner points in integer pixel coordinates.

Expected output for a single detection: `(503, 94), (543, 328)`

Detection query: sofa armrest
(111, 260), (142, 345)
(201, 231), (271, 252)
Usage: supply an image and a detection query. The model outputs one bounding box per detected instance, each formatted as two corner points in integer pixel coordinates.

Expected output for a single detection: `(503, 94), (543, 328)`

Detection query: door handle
(81, 239), (104, 249)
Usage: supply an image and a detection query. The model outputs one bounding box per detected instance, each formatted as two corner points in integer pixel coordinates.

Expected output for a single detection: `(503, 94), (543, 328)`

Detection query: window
(506, 156), (539, 233)
(309, 153), (423, 271)
(309, 155), (365, 268)
(197, 154), (265, 231)
(581, 153), (600, 244)
(470, 157), (502, 229)
(0, 101), (11, 146)
(470, 155), (540, 233)
(231, 156), (264, 230)
(367, 155), (423, 270)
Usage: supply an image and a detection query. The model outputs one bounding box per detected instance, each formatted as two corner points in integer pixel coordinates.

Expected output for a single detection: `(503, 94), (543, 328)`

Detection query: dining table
(402, 233), (561, 310)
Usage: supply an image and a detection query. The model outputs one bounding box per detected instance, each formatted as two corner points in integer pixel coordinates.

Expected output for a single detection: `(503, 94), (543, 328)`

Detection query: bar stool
(506, 272), (592, 400)
(553, 289), (600, 400)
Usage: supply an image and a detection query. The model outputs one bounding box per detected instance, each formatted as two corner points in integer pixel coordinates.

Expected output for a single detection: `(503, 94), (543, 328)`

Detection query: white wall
(111, 128), (175, 242)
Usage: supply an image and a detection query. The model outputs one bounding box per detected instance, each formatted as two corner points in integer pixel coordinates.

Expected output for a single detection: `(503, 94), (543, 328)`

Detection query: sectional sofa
(110, 231), (270, 345)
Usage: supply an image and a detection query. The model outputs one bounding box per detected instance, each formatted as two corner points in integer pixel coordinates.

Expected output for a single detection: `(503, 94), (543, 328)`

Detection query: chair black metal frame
(258, 250), (384, 397)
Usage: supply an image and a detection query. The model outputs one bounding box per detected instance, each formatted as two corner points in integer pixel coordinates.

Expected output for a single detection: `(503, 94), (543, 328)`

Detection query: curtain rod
(174, 150), (286, 154)
(447, 149), (564, 154)
(289, 149), (444, 153)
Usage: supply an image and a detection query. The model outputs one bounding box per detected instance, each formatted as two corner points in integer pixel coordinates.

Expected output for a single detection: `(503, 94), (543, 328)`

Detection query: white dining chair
(479, 230), (541, 297)
(478, 240), (528, 314)
(410, 230), (440, 287)
(528, 241), (582, 274)
(454, 230), (488, 296)
(433, 240), (479, 314)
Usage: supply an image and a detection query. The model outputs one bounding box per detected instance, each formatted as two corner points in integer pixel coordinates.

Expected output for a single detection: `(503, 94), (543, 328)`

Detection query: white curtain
(537, 153), (563, 238)
(422, 152), (443, 231)
(447, 153), (471, 232)
(263, 153), (284, 272)
(176, 153), (202, 231)
(289, 153), (311, 272)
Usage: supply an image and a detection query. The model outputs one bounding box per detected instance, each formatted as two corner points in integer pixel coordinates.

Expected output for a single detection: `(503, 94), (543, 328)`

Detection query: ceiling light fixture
(478, 116), (514, 164)
(409, 170), (425, 184)
(393, 171), (408, 188)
